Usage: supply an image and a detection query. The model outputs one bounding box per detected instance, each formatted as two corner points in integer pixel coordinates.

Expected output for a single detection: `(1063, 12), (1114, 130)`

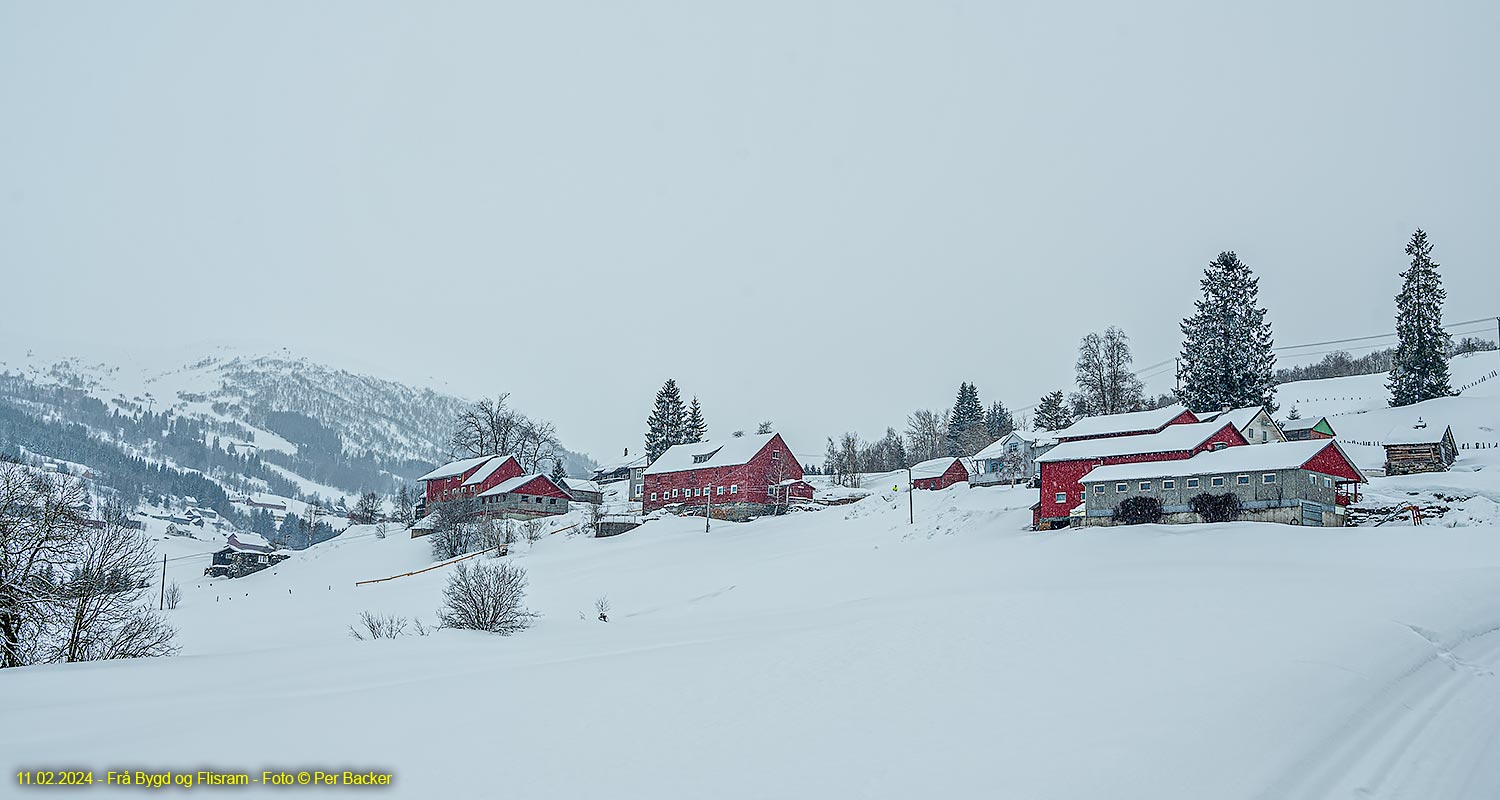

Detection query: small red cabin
(909, 457), (970, 490)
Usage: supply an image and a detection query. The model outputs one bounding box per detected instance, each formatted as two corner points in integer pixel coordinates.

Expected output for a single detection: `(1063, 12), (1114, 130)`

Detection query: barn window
(1054, 492), (1067, 503)
(1115, 482), (1127, 493)
(1186, 478), (1199, 489)
(1211, 477), (1225, 487)
(1323, 477), (1332, 488)
(1237, 475), (1250, 486)
(1262, 473), (1276, 484)
(717, 486), (724, 495)
(1162, 479), (1175, 489)
(672, 489), (679, 498)
(1309, 474), (1317, 486)
(1139, 481), (1151, 491)
(730, 485), (738, 494)
(650, 493), (657, 501)
(1094, 484), (1104, 494)
(549, 498), (556, 505)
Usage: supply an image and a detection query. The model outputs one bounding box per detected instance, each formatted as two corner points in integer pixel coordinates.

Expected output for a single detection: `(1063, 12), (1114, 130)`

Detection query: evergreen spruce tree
(1388, 229), (1453, 406)
(1034, 390), (1073, 431)
(984, 400), (1014, 440)
(644, 379), (687, 464)
(946, 382), (987, 455)
(684, 396), (708, 444)
(550, 460), (568, 486)
(1178, 251), (1277, 412)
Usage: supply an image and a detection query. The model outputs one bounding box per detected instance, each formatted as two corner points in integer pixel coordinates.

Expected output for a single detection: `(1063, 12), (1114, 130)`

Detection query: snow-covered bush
(348, 611), (409, 640)
(439, 562), (536, 635)
(1115, 496), (1164, 526)
(164, 582), (183, 610)
(1190, 493), (1241, 524)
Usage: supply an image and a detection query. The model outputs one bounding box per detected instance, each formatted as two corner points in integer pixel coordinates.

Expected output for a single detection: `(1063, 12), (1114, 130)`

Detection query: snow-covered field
(8, 360), (1500, 798)
(8, 470), (1500, 798)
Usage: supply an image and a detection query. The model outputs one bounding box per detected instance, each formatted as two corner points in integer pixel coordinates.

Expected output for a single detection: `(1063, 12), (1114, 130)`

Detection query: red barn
(416, 454), (524, 505)
(477, 473), (572, 517)
(643, 433), (803, 518)
(1051, 404), (1199, 443)
(909, 457), (970, 490)
(1033, 420), (1248, 528)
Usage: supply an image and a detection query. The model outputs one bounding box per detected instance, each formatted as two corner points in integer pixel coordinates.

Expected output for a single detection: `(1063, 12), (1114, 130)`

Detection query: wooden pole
(705, 484), (711, 533)
(158, 552), (166, 610)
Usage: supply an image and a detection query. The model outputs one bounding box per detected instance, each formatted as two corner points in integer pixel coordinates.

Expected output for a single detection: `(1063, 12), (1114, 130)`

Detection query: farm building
(1078, 439), (1366, 528)
(476, 474), (571, 518)
(1033, 419), (1248, 529)
(642, 433), (803, 519)
(592, 452), (648, 501)
(564, 477), (604, 505)
(1197, 406), (1285, 445)
(1281, 416), (1335, 441)
(1050, 404), (1199, 443)
(909, 457), (970, 490)
(204, 531), (288, 579)
(770, 479), (817, 505)
(971, 430), (1057, 486)
(416, 454), (524, 505)
(1383, 421), (1457, 476)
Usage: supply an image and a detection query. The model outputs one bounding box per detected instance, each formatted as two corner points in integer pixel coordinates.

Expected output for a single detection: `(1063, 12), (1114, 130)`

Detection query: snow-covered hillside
(9, 461), (1500, 798)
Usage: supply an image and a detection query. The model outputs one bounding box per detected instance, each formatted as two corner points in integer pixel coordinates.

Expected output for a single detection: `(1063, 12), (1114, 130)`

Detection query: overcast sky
(2, 1), (1497, 462)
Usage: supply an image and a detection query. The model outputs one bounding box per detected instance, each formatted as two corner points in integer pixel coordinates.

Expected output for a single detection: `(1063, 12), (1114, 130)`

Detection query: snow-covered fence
(1454, 369), (1499, 394)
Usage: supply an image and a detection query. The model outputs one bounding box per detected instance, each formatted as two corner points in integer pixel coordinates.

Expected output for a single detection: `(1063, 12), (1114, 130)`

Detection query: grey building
(971, 430), (1057, 486)
(1079, 439), (1366, 528)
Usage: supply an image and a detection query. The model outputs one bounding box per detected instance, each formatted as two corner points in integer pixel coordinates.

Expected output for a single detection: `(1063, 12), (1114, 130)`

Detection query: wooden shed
(1383, 421), (1457, 476)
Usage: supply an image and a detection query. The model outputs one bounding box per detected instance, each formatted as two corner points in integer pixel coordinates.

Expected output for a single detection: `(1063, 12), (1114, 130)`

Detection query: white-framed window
(1237, 475), (1250, 486)
(672, 489), (679, 498)
(650, 492), (657, 501)
(1262, 473), (1276, 484)
(1211, 477), (1225, 487)
(1323, 477), (1333, 488)
(1186, 478), (1199, 489)
(717, 486), (724, 495)
(702, 486), (709, 496)
(1162, 479), (1175, 490)
(1054, 492), (1067, 503)
(1094, 484), (1104, 494)
(1309, 474), (1317, 486)
(1139, 481), (1151, 491)
(1116, 482), (1128, 493)
(730, 485), (738, 494)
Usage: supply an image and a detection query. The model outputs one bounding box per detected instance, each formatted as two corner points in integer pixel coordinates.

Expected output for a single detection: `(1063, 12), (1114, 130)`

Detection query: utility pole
(905, 467), (913, 525)
(158, 552), (167, 610)
(705, 484), (711, 533)
(1175, 357), (1181, 395)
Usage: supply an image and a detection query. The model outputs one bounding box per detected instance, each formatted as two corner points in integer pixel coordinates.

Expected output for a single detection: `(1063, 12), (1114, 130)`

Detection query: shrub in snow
(439, 562), (537, 635)
(1115, 496), (1164, 526)
(164, 582), (183, 610)
(1190, 493), (1241, 524)
(348, 611), (409, 640)
(595, 594), (610, 622)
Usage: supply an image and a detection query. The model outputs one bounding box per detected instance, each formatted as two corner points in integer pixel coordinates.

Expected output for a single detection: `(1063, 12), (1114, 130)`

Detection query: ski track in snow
(1257, 622), (1500, 800)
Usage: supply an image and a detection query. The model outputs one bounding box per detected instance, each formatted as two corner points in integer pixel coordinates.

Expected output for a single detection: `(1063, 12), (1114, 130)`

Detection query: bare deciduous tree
(583, 499), (606, 537)
(522, 518), (546, 546)
(348, 610), (409, 640)
(1071, 326), (1144, 417)
(164, 582), (182, 610)
(439, 561), (537, 635)
(448, 394), (561, 473)
(595, 595), (610, 622)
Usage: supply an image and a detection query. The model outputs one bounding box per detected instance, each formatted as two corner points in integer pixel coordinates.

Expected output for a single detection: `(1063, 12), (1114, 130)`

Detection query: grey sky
(2, 1), (1497, 462)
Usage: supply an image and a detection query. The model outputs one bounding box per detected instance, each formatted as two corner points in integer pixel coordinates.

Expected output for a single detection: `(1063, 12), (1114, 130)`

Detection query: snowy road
(1259, 623), (1500, 800)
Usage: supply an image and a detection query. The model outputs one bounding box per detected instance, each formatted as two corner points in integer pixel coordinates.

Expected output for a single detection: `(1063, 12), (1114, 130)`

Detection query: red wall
(423, 457), (523, 503)
(495, 475), (571, 500)
(913, 459), (971, 490)
(1300, 443), (1362, 482)
(643, 435), (803, 512)
(1034, 422), (1247, 526)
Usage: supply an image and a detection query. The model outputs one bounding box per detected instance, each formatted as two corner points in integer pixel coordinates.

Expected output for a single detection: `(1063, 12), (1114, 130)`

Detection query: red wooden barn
(643, 433), (803, 516)
(1033, 419), (1248, 528)
(416, 454), (524, 505)
(909, 457), (970, 490)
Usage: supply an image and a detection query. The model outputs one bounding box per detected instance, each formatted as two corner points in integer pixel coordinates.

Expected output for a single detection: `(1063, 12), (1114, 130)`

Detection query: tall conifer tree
(644, 379), (686, 464)
(1178, 251), (1277, 412)
(1388, 229), (1453, 406)
(683, 397), (708, 444)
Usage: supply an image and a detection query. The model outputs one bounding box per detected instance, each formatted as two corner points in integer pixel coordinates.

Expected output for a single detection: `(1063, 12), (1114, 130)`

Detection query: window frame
(1054, 492), (1068, 504)
(1211, 476), (1225, 488)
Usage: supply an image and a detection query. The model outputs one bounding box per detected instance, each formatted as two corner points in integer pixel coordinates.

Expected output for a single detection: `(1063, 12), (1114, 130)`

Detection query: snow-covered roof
(410, 513), (438, 531)
(461, 455), (518, 487)
(225, 530), (275, 554)
(1037, 420), (1239, 464)
(417, 455), (495, 482)
(477, 473), (555, 498)
(1279, 416), (1326, 432)
(1079, 439), (1365, 484)
(564, 478), (601, 493)
(644, 434), (780, 476)
(910, 456), (965, 480)
(972, 430), (1056, 460)
(1051, 404), (1191, 441)
(594, 453), (649, 474)
(1198, 406), (1270, 431)
(1383, 423), (1453, 446)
